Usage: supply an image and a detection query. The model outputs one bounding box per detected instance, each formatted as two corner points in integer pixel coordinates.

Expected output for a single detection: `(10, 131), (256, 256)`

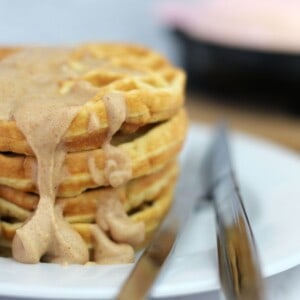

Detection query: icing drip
(87, 93), (132, 188)
(95, 190), (145, 247)
(91, 225), (134, 264)
(0, 47), (145, 264)
(92, 190), (145, 264)
(102, 93), (132, 187)
(89, 93), (144, 263)
(0, 48), (97, 264)
(103, 143), (132, 187)
(88, 112), (101, 133)
(12, 103), (89, 264)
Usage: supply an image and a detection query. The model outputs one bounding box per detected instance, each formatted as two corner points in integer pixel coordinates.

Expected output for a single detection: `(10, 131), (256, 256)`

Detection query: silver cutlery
(116, 172), (198, 300)
(206, 124), (265, 300)
(117, 123), (265, 300)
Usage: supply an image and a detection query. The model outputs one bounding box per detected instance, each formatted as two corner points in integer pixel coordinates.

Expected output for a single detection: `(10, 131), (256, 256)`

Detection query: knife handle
(214, 193), (265, 300)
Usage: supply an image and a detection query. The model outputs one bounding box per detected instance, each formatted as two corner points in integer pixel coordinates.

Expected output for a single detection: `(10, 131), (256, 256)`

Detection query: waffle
(0, 164), (177, 253)
(0, 161), (178, 223)
(0, 43), (187, 264)
(0, 44), (185, 155)
(0, 109), (187, 196)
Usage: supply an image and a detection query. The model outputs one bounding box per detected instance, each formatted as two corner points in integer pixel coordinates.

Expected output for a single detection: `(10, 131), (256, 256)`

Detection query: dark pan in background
(173, 29), (300, 113)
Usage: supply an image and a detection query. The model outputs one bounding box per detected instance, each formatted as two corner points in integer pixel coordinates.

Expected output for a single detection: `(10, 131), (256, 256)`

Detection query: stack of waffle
(0, 44), (187, 263)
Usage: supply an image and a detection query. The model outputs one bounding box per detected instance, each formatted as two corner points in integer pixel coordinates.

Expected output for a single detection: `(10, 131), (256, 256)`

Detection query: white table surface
(157, 264), (300, 300)
(1, 264), (300, 300)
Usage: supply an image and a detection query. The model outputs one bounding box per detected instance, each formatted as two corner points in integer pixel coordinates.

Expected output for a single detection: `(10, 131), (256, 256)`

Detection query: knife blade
(116, 172), (198, 300)
(208, 124), (265, 300)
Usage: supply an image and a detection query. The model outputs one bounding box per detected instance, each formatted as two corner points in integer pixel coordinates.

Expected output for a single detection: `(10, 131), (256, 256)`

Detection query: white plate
(0, 124), (300, 300)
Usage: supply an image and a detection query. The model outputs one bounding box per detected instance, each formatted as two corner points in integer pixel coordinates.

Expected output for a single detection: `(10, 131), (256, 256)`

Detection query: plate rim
(0, 124), (299, 299)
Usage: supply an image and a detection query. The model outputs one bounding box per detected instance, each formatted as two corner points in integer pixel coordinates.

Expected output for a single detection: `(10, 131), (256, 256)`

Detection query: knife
(116, 169), (199, 300)
(117, 124), (265, 300)
(207, 124), (265, 300)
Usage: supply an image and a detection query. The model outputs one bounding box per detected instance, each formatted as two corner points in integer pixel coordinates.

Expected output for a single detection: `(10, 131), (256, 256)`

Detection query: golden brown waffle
(0, 43), (186, 155)
(0, 160), (178, 222)
(0, 43), (187, 264)
(0, 109), (187, 196)
(0, 47), (19, 60)
(0, 173), (176, 252)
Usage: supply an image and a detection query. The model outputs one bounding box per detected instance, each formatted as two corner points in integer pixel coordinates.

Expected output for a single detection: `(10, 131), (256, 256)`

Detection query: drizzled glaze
(0, 47), (145, 264)
(102, 93), (132, 187)
(87, 93), (132, 188)
(12, 103), (89, 264)
(88, 93), (143, 263)
(92, 189), (144, 263)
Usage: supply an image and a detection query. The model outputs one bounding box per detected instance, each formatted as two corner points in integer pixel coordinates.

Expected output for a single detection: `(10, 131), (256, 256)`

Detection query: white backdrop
(0, 0), (178, 61)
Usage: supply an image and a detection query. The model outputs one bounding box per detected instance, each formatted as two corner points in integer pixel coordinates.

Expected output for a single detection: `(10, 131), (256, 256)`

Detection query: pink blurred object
(157, 0), (300, 53)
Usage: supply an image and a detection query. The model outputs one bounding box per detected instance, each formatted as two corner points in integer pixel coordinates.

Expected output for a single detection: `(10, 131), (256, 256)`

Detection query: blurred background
(0, 0), (177, 60)
(0, 0), (299, 150)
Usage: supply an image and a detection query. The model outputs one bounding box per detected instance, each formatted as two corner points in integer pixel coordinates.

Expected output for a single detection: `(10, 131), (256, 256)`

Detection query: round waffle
(0, 165), (177, 253)
(0, 43), (187, 264)
(0, 161), (178, 222)
(0, 44), (186, 155)
(0, 109), (187, 197)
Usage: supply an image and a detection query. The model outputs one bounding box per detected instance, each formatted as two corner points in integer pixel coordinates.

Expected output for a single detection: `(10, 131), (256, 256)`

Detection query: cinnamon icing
(0, 47), (144, 264)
